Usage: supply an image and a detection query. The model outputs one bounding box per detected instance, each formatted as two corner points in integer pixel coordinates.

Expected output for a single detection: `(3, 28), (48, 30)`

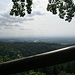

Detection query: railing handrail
(0, 46), (75, 75)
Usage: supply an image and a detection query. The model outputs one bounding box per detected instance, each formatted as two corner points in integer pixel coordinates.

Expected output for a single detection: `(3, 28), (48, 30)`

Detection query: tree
(10, 0), (32, 16)
(47, 0), (75, 22)
(10, 0), (75, 22)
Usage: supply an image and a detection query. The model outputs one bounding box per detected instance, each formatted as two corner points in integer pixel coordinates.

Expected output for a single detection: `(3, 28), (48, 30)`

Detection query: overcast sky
(0, 0), (75, 38)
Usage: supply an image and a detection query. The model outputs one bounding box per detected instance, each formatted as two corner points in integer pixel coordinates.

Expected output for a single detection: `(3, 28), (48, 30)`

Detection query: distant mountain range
(0, 37), (75, 44)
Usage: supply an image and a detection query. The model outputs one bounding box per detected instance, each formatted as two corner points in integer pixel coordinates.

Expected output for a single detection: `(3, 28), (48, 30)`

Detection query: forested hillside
(0, 42), (75, 75)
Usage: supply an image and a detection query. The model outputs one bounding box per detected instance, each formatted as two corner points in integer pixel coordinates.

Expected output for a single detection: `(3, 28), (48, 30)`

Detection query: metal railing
(0, 46), (75, 75)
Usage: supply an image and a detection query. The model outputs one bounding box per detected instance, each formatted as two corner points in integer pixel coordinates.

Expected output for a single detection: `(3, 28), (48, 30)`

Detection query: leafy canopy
(10, 0), (75, 22)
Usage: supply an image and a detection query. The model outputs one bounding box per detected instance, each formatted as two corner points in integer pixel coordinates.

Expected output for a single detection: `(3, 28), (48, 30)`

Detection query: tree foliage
(10, 0), (32, 17)
(47, 0), (75, 22)
(10, 0), (75, 22)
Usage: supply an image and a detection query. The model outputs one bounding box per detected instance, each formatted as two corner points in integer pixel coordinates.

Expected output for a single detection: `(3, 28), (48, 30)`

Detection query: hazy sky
(0, 0), (75, 38)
